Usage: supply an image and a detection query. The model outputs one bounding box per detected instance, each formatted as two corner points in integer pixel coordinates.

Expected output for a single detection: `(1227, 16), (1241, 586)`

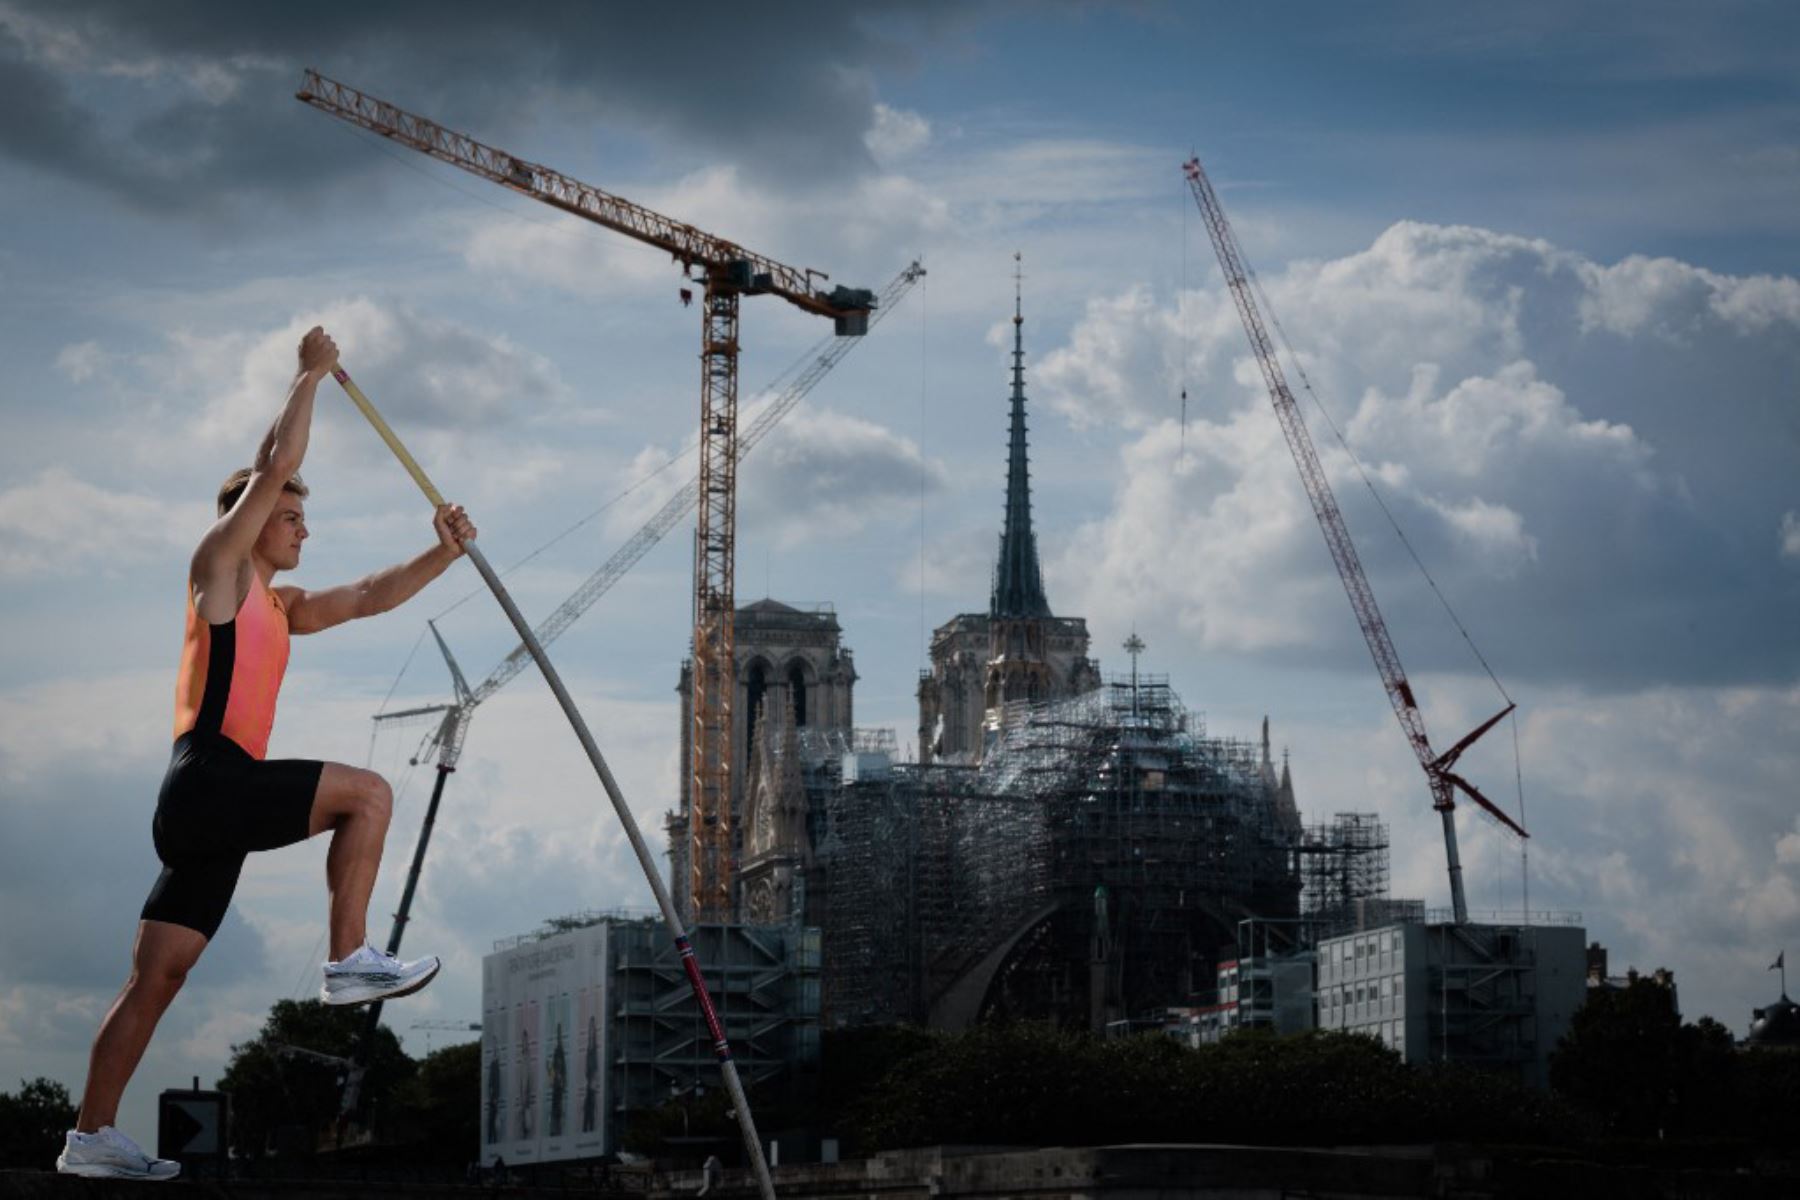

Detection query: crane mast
(299, 70), (874, 922)
(1182, 156), (1523, 925)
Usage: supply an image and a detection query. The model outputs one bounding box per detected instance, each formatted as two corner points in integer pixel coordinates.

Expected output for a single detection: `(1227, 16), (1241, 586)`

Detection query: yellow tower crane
(298, 71), (875, 922)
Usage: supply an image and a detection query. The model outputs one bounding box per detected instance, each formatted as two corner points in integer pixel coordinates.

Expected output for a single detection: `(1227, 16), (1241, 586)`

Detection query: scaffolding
(809, 678), (1302, 1029)
(480, 915), (819, 1158)
(1298, 813), (1391, 927)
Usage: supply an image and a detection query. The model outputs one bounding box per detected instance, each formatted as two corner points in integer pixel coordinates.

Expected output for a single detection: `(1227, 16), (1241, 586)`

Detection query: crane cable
(1235, 228), (1530, 874)
(1180, 166), (1190, 462)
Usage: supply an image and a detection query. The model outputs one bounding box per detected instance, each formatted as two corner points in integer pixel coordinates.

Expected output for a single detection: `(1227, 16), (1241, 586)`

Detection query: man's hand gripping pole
(329, 366), (779, 1200)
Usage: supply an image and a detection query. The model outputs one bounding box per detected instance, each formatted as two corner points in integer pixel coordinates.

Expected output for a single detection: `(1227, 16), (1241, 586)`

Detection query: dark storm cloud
(0, 23), (139, 194)
(0, 0), (986, 214)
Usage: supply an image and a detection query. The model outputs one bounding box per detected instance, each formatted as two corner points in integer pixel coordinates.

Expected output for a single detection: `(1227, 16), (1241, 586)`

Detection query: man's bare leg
(77, 764), (396, 1133)
(76, 920), (206, 1132)
(307, 763), (394, 961)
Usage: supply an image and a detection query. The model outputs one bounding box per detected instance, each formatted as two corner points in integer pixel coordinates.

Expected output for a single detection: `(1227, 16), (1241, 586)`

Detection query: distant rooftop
(735, 598), (840, 629)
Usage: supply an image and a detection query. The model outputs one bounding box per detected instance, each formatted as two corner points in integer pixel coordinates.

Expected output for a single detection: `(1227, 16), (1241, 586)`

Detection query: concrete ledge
(8, 1144), (1795, 1200)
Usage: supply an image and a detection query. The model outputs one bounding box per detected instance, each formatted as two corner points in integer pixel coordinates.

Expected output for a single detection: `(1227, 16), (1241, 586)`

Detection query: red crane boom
(1182, 155), (1523, 925)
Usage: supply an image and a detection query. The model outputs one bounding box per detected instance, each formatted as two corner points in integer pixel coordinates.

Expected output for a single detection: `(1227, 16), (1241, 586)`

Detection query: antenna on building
(1123, 630), (1145, 719)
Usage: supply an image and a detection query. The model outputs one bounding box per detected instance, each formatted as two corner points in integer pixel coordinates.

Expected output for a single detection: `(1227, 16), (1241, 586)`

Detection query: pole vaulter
(330, 365), (780, 1200)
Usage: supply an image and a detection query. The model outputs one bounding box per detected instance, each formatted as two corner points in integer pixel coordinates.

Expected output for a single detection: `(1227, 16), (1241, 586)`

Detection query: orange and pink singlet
(172, 571), (290, 758)
(141, 573), (325, 940)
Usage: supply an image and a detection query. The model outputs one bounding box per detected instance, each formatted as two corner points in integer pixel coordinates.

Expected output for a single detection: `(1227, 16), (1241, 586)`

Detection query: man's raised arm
(191, 327), (337, 622)
(282, 503), (478, 635)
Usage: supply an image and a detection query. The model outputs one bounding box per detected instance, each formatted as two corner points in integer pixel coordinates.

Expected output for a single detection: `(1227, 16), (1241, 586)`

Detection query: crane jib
(296, 69), (872, 325)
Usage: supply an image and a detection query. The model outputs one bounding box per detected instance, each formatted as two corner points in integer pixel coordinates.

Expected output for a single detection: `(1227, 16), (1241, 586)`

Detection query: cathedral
(660, 269), (1315, 1031)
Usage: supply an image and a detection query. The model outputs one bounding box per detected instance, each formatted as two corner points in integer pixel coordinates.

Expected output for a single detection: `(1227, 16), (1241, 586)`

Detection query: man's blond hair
(216, 469), (309, 517)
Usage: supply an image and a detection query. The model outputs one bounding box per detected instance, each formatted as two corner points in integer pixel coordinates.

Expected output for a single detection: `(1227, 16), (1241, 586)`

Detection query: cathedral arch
(783, 656), (818, 727)
(744, 656), (774, 751)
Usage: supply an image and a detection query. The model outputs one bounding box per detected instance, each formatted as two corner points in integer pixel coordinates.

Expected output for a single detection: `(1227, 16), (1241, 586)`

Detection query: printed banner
(481, 924), (612, 1164)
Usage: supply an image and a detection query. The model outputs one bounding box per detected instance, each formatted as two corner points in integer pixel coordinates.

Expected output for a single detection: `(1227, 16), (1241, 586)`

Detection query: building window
(788, 662), (808, 726)
(745, 661), (769, 751)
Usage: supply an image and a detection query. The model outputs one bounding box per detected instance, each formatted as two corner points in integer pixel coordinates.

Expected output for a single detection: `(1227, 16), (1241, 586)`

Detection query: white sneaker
(321, 942), (441, 1006)
(56, 1126), (181, 1180)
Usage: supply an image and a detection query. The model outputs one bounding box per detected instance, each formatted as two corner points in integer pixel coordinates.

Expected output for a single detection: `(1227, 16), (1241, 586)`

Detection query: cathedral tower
(917, 257), (1100, 764)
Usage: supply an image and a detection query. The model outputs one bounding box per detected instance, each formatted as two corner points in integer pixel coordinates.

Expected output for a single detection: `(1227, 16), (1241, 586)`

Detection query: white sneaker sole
(57, 1156), (180, 1180)
(321, 957), (441, 1006)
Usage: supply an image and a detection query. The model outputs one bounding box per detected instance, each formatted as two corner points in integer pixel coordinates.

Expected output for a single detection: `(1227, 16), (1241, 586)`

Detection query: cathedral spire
(991, 252), (1052, 619)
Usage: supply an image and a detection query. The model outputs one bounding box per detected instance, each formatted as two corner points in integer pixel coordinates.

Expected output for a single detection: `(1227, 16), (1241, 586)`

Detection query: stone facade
(738, 682), (810, 925)
(917, 614), (1100, 764)
(668, 599), (854, 924)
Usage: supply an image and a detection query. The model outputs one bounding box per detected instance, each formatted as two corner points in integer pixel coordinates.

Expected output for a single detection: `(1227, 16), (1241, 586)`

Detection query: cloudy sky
(3, 0), (1798, 1144)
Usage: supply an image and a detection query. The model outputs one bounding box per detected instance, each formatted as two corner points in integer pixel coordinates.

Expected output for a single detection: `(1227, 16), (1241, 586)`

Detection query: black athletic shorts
(139, 731), (324, 940)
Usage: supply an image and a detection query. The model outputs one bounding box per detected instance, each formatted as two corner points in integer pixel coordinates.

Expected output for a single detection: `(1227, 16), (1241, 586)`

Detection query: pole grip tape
(675, 935), (733, 1062)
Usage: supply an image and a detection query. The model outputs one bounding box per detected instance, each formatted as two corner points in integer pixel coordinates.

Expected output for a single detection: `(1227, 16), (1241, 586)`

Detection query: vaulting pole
(330, 366), (779, 1200)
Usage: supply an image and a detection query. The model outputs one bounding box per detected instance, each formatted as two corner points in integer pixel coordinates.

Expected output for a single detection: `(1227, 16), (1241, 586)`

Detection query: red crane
(1183, 155), (1524, 925)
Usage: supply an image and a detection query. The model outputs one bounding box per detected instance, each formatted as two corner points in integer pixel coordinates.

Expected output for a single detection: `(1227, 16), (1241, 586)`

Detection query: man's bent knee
(317, 765), (391, 823)
(360, 772), (393, 825)
(130, 962), (190, 1005)
(131, 921), (205, 1004)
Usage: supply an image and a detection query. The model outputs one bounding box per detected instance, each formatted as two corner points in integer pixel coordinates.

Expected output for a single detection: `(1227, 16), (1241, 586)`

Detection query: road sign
(158, 1087), (226, 1163)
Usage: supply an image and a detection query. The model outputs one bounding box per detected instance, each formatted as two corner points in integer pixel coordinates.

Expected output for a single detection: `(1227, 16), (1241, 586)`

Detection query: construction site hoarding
(481, 924), (610, 1166)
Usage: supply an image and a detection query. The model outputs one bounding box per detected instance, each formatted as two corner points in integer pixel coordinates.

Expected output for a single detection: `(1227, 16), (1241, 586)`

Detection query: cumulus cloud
(1511, 682), (1800, 1010)
(164, 298), (570, 448)
(740, 406), (947, 547)
(54, 340), (105, 383)
(1040, 221), (1800, 688)
(0, 468), (203, 578)
(599, 387), (947, 559)
(1776, 816), (1800, 866)
(1781, 511), (1800, 561)
(865, 103), (931, 162)
(1579, 254), (1800, 337)
(462, 215), (665, 300)
(85, 298), (581, 516)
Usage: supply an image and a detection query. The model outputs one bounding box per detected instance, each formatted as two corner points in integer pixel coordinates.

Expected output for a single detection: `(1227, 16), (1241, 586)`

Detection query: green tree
(389, 1040), (482, 1163)
(0, 1077), (79, 1169)
(216, 999), (414, 1157)
(847, 1023), (1574, 1153)
(1736, 1045), (1800, 1147)
(1549, 977), (1737, 1141)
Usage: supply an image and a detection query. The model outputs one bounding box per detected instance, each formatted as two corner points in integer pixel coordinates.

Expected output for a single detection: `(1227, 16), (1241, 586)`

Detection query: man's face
(256, 494), (308, 571)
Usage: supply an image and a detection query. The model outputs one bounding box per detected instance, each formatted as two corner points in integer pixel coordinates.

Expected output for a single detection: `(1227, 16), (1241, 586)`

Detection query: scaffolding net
(810, 678), (1304, 1028)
